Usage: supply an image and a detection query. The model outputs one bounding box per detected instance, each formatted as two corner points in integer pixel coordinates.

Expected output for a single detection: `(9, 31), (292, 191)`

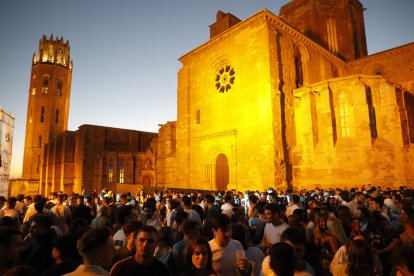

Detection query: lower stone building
(40, 124), (157, 195)
(0, 107), (14, 196)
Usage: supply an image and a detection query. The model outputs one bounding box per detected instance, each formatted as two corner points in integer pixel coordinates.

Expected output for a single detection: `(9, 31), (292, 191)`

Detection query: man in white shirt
(285, 194), (300, 217)
(181, 196), (202, 225)
(221, 194), (234, 218)
(209, 214), (251, 276)
(263, 203), (289, 247)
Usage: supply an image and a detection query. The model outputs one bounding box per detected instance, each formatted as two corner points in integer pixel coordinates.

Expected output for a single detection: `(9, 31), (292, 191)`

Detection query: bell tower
(22, 35), (72, 193)
(279, 0), (368, 61)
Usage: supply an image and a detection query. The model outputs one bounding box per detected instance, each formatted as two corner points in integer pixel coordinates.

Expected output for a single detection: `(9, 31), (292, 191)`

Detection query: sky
(1, 0), (413, 179)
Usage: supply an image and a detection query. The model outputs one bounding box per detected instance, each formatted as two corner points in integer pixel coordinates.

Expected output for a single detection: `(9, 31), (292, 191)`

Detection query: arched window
(404, 92), (414, 143)
(57, 80), (63, 96)
(40, 106), (45, 123)
(294, 50), (303, 88)
(327, 18), (338, 54)
(108, 163), (113, 183)
(55, 109), (59, 124)
(42, 77), (49, 94)
(119, 162), (124, 183)
(338, 92), (350, 137)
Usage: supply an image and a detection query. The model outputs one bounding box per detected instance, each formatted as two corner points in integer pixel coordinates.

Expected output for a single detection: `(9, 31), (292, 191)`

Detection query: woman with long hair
(184, 236), (216, 276)
(327, 217), (349, 251)
(346, 238), (377, 276)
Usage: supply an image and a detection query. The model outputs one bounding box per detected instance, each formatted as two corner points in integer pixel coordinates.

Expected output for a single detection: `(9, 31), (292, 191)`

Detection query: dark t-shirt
(110, 256), (171, 276)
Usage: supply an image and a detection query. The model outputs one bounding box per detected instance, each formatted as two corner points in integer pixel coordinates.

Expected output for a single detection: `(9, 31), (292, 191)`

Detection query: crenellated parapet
(32, 34), (72, 70)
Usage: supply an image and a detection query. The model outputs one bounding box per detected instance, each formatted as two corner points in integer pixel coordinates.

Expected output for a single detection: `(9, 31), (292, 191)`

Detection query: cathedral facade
(157, 0), (414, 192)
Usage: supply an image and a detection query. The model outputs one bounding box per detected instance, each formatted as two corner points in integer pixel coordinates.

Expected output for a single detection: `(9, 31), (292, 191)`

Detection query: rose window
(215, 65), (235, 93)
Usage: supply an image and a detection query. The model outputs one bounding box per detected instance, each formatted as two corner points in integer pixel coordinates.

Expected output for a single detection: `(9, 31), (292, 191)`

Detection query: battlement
(32, 34), (72, 70)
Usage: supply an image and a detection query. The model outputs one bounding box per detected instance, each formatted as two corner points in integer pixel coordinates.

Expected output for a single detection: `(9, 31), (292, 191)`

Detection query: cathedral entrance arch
(215, 153), (229, 191)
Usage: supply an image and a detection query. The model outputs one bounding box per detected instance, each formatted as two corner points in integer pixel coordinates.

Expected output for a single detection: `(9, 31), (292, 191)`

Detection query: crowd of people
(0, 184), (413, 276)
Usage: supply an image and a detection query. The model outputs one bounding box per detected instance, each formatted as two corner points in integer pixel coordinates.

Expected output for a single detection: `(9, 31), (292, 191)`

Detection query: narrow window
(119, 162), (124, 183)
(40, 106), (45, 123)
(108, 164), (113, 183)
(294, 51), (303, 88)
(196, 109), (200, 124)
(338, 92), (350, 137)
(366, 87), (378, 138)
(39, 135), (42, 147)
(42, 77), (49, 94)
(57, 80), (63, 96)
(404, 92), (414, 143)
(55, 109), (59, 124)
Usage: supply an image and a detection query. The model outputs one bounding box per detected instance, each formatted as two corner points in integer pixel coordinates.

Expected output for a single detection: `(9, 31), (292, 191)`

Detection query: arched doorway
(142, 176), (151, 186)
(215, 153), (229, 191)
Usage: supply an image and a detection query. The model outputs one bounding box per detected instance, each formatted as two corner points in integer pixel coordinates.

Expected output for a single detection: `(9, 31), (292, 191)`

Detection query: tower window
(42, 77), (49, 94)
(119, 162), (125, 184)
(327, 18), (338, 54)
(57, 80), (63, 96)
(5, 133), (10, 142)
(39, 135), (42, 147)
(55, 109), (59, 124)
(36, 155), (40, 173)
(40, 106), (45, 123)
(32, 76), (36, 95)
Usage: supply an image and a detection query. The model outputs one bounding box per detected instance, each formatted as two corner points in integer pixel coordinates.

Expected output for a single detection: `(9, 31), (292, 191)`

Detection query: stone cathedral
(156, 0), (414, 192)
(18, 0), (414, 196)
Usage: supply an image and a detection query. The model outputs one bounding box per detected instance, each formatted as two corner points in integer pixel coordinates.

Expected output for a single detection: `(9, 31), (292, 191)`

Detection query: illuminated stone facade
(157, 0), (414, 191)
(0, 107), (14, 196)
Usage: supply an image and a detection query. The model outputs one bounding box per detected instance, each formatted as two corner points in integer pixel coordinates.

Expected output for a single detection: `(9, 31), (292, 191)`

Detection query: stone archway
(215, 153), (229, 191)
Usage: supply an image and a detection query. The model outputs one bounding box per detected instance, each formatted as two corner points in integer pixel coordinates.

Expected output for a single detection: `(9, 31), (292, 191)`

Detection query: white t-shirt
(285, 204), (300, 217)
(263, 222), (289, 245)
(209, 239), (244, 276)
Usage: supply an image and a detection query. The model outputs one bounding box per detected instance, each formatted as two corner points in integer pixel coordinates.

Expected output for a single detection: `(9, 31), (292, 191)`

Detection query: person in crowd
(192, 194), (206, 223)
(91, 205), (112, 228)
(0, 227), (23, 274)
(248, 201), (267, 244)
(397, 205), (414, 244)
(71, 195), (93, 224)
(65, 227), (114, 275)
(184, 236), (216, 276)
(174, 210), (189, 243)
(208, 214), (252, 276)
(262, 203), (290, 247)
(20, 214), (55, 273)
(221, 194), (234, 218)
(182, 196), (202, 225)
(247, 194), (259, 218)
(394, 244), (414, 276)
(204, 194), (221, 240)
(312, 213), (336, 274)
(280, 227), (316, 275)
(326, 217), (349, 253)
(110, 225), (171, 275)
(113, 205), (138, 248)
(231, 223), (264, 276)
(286, 194), (301, 217)
(261, 242), (296, 276)
(154, 226), (175, 266)
(41, 235), (81, 276)
(50, 194), (71, 234)
(166, 199), (180, 227)
(112, 219), (143, 265)
(142, 201), (162, 231)
(0, 197), (21, 226)
(173, 220), (203, 272)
